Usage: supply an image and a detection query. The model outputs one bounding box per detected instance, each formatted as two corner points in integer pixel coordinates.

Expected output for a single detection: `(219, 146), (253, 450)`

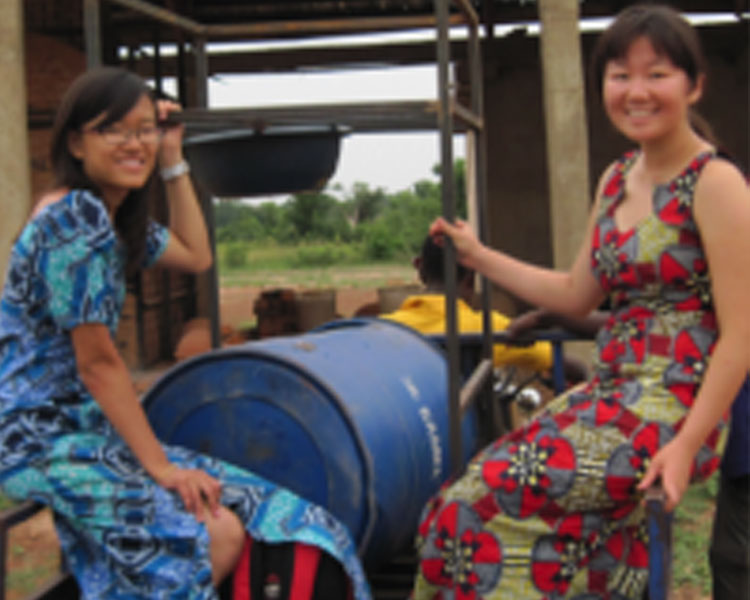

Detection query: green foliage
(222, 242), (248, 269)
(212, 158), (466, 264)
(346, 182), (389, 225)
(432, 158), (468, 219)
(359, 219), (400, 260)
(291, 243), (361, 267)
(285, 191), (351, 242)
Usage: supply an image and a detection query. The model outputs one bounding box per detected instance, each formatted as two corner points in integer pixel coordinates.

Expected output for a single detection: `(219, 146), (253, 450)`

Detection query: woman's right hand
(428, 217), (484, 270)
(151, 463), (222, 521)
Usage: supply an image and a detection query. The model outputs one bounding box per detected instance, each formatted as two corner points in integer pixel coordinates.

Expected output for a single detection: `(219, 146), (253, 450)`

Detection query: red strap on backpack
(288, 543), (321, 599)
(232, 535), (253, 600)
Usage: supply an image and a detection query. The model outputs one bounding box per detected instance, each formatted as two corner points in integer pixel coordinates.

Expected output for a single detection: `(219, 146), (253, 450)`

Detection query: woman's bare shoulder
(31, 188), (70, 218)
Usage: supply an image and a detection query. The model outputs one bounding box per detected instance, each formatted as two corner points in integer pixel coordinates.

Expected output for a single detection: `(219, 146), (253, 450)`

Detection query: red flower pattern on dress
(421, 502), (502, 598)
(530, 514), (602, 596)
(414, 150), (724, 600)
(657, 162), (702, 226)
(665, 327), (714, 407)
(482, 423), (576, 518)
(591, 227), (639, 291)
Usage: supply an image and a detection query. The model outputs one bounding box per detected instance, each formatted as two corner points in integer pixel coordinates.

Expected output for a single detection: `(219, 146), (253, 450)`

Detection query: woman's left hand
(155, 99), (185, 168)
(637, 437), (695, 512)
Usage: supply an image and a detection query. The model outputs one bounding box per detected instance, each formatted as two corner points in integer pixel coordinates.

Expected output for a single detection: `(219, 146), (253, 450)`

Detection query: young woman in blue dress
(0, 67), (368, 599)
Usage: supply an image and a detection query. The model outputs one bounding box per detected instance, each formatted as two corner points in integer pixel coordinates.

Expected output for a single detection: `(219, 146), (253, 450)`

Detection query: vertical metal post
(435, 0), (462, 476)
(193, 36), (221, 350)
(467, 18), (500, 439)
(194, 37), (209, 108)
(83, 0), (102, 68)
(176, 37), (188, 104)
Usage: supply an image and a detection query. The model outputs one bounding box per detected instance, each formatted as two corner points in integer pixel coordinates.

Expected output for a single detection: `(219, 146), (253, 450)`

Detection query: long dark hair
(590, 4), (712, 141)
(50, 66), (157, 277)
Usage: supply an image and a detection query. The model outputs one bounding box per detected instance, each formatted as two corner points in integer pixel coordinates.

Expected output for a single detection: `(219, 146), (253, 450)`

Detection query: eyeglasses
(84, 125), (163, 146)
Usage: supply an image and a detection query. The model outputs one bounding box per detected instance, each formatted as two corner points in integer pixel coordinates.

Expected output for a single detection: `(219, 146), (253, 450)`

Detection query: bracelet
(160, 160), (190, 182)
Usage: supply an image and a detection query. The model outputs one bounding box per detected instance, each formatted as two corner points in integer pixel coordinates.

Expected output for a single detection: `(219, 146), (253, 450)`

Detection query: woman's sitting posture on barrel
(413, 5), (750, 598)
(0, 67), (369, 599)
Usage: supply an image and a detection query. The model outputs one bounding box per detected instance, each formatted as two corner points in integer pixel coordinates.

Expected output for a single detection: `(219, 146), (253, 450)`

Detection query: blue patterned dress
(0, 190), (370, 599)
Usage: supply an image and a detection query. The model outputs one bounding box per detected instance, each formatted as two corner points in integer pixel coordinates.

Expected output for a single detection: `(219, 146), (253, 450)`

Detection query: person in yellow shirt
(380, 235), (583, 377)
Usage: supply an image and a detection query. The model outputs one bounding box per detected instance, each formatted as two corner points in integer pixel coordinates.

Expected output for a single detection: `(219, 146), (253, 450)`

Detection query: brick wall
(25, 32), (85, 199)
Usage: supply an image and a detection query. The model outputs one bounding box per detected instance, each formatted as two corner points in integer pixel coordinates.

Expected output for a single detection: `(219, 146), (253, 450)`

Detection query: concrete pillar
(0, 0), (31, 279)
(538, 0), (590, 269)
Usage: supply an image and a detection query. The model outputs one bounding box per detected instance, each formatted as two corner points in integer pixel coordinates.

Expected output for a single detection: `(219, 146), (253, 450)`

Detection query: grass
(220, 262), (417, 289)
(671, 472), (718, 595)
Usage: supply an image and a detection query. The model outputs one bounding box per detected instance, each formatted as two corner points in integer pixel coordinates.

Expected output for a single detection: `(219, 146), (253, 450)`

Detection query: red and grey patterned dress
(412, 150), (727, 599)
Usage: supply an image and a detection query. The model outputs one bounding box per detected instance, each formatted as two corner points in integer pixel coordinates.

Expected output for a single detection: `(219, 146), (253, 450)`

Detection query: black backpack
(219, 537), (352, 600)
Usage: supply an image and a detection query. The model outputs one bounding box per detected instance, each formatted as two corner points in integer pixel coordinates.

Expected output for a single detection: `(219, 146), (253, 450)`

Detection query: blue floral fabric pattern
(0, 190), (370, 599)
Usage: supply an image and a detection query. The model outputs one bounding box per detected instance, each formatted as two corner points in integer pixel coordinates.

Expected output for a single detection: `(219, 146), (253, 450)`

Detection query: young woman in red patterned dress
(413, 5), (750, 598)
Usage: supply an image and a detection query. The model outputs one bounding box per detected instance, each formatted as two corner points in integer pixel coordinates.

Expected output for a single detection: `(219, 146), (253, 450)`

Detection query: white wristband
(160, 160), (190, 182)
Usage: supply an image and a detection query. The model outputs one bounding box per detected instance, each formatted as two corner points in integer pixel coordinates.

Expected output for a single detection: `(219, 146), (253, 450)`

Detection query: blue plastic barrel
(143, 318), (478, 567)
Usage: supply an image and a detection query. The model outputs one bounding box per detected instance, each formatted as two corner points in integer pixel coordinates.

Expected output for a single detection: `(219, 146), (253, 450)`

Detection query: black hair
(49, 66), (157, 277)
(419, 234), (473, 286)
(591, 4), (707, 99)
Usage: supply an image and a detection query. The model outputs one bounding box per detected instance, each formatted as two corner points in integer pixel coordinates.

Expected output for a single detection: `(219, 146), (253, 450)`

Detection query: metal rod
(105, 0), (464, 40)
(84, 0), (103, 68)
(193, 37), (208, 108)
(467, 18), (498, 438)
(646, 485), (673, 600)
(190, 35), (221, 352)
(105, 0), (204, 34)
(460, 359), (493, 415)
(451, 99), (483, 131)
(203, 13), (464, 39)
(451, 0), (480, 28)
(167, 101), (447, 134)
(435, 0), (462, 477)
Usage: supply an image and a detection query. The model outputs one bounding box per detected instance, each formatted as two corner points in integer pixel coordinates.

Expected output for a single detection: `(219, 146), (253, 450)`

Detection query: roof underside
(26, 0), (749, 50)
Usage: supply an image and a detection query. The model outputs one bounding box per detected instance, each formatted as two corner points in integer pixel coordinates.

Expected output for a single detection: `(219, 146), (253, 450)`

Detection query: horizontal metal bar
(452, 100), (483, 131)
(106, 0), (204, 34)
(203, 13), (465, 39)
(427, 328), (594, 350)
(451, 0), (480, 28)
(168, 100), (455, 134)
(460, 358), (493, 415)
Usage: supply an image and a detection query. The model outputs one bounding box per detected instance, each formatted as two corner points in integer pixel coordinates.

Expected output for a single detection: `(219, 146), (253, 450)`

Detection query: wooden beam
(0, 0), (31, 280)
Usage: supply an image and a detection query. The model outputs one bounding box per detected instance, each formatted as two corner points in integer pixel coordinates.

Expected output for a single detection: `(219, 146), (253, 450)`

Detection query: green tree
(285, 191), (351, 241)
(346, 182), (389, 225)
(432, 158), (468, 219)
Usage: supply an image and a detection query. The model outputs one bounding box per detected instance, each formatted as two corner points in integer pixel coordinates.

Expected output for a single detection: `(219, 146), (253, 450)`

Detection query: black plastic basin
(183, 125), (343, 197)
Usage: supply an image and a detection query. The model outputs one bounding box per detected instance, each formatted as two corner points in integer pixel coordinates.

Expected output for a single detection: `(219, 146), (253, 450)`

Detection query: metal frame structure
(0, 5), (497, 599)
(0, 2), (688, 598)
(82, 0), (497, 476)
